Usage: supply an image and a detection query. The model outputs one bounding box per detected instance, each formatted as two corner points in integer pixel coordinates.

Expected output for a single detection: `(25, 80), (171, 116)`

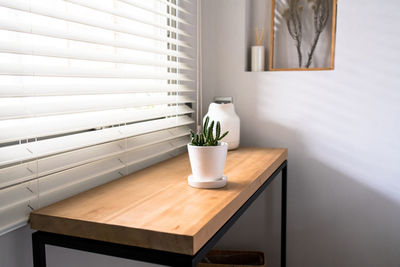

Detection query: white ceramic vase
(204, 103), (240, 150)
(187, 142), (228, 181)
(251, 45), (265, 72)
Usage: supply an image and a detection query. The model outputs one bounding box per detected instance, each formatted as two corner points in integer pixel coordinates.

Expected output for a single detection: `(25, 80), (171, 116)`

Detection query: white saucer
(188, 175), (227, 189)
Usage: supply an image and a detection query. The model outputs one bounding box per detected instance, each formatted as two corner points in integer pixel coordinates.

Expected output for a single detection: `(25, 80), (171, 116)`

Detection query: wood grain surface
(30, 147), (287, 255)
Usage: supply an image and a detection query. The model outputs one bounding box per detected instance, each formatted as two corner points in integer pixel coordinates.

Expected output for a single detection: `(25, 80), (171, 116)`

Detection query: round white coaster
(188, 175), (227, 189)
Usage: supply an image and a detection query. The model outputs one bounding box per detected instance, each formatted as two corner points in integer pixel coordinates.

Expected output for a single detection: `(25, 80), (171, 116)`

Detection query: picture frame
(269, 0), (337, 71)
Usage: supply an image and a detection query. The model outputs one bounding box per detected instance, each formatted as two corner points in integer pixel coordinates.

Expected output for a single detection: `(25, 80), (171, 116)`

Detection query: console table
(30, 147), (288, 267)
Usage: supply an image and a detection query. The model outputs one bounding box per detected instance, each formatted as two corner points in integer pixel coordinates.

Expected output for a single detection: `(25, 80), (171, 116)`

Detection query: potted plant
(188, 117), (229, 185)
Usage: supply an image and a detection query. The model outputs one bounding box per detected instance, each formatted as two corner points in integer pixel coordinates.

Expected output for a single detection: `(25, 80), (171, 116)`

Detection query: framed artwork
(269, 0), (337, 71)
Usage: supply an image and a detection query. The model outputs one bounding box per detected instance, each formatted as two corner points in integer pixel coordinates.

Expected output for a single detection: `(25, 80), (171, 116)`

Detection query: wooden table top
(30, 147), (287, 255)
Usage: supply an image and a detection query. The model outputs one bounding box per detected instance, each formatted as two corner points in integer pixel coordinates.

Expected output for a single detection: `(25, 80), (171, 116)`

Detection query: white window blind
(0, 0), (196, 235)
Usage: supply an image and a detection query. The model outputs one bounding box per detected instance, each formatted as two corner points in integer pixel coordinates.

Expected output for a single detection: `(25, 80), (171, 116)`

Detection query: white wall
(202, 0), (400, 267)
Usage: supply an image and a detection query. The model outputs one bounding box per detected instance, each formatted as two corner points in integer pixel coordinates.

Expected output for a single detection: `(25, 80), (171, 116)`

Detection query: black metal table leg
(32, 232), (47, 267)
(281, 162), (288, 267)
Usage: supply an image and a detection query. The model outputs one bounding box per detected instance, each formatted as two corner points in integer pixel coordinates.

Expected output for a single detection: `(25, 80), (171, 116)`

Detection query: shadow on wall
(216, 119), (400, 267)
(201, 0), (400, 266)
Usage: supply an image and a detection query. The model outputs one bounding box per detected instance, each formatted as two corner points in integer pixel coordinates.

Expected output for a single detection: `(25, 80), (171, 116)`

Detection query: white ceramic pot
(251, 45), (265, 71)
(187, 142), (228, 181)
(204, 103), (240, 150)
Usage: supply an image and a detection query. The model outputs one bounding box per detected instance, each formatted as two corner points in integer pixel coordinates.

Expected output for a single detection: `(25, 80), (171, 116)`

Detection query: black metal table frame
(32, 160), (287, 267)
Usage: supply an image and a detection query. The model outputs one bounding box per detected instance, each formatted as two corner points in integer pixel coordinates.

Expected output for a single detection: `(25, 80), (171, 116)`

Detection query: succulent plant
(190, 116), (229, 146)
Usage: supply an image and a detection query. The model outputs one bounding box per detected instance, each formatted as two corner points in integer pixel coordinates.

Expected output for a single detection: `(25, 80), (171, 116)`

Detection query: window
(0, 0), (196, 235)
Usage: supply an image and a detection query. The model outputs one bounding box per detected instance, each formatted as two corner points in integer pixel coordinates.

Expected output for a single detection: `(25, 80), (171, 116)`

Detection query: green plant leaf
(218, 131), (229, 141)
(207, 121), (214, 144)
(216, 122), (221, 140)
(203, 116), (209, 136)
(199, 133), (205, 146)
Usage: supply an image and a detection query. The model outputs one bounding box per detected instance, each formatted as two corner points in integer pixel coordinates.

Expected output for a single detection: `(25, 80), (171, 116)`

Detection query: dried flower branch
(283, 0), (304, 67)
(305, 0), (330, 68)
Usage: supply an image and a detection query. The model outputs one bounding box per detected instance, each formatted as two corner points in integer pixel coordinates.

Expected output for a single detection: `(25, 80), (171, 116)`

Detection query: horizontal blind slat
(155, 0), (192, 15)
(0, 76), (194, 97)
(0, 127), (190, 189)
(0, 94), (194, 120)
(0, 105), (193, 143)
(0, 32), (191, 69)
(0, 115), (194, 166)
(0, 0), (191, 48)
(0, 180), (38, 235)
(118, 0), (193, 26)
(64, 0), (192, 38)
(0, 53), (191, 80)
(39, 128), (189, 179)
(0, 7), (192, 59)
(0, 75), (195, 97)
